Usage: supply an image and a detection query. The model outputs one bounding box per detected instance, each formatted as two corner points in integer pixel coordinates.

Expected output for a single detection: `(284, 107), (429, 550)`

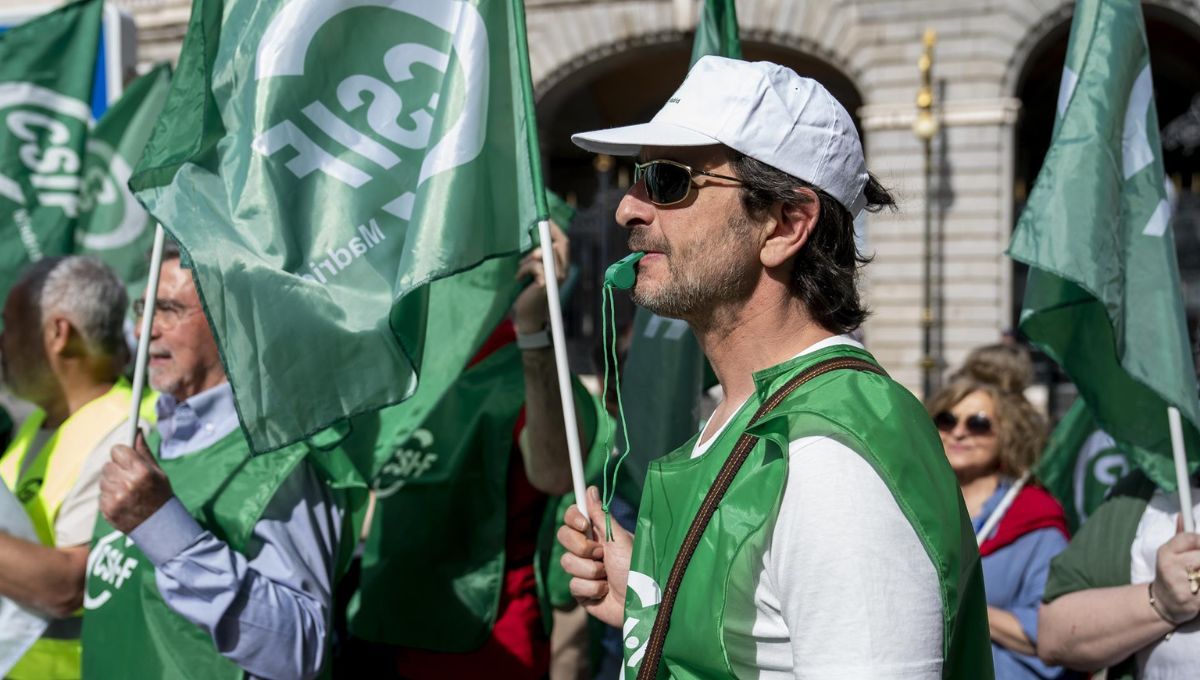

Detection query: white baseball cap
(572, 56), (869, 217)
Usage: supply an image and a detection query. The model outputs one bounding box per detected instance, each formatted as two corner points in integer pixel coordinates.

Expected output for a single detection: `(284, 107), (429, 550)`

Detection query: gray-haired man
(0, 256), (133, 679)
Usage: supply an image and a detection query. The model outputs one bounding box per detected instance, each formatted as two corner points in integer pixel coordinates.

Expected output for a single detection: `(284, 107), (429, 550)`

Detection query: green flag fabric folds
(131, 0), (543, 453)
(616, 0), (740, 502)
(0, 0), (102, 317)
(1008, 0), (1200, 491)
(1036, 400), (1133, 532)
(690, 0), (743, 65)
(76, 63), (172, 296)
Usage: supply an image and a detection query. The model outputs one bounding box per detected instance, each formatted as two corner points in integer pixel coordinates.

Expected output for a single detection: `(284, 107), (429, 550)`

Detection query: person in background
(928, 346), (1075, 679)
(81, 239), (363, 680)
(0, 256), (133, 680)
(1037, 467), (1200, 678)
(345, 220), (605, 679)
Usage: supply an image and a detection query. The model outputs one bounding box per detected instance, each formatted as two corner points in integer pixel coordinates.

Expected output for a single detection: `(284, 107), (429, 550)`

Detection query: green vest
(622, 345), (992, 679)
(0, 380), (137, 680)
(349, 342), (607, 649)
(80, 428), (362, 679)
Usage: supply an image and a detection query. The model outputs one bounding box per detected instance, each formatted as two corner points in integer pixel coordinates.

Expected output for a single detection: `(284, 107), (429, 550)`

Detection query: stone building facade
(29, 0), (1200, 398)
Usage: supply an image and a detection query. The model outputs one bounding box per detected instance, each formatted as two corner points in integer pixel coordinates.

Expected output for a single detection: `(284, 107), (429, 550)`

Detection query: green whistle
(604, 252), (645, 290)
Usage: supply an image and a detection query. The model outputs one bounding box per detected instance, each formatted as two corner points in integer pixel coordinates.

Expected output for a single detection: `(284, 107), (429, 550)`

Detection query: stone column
(860, 97), (1021, 394)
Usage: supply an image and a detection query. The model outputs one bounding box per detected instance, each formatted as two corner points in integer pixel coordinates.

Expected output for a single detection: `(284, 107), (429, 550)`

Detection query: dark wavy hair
(731, 153), (896, 334)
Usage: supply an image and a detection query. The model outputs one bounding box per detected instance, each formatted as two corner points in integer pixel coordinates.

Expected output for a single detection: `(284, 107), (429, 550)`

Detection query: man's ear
(44, 315), (79, 358)
(759, 188), (820, 269)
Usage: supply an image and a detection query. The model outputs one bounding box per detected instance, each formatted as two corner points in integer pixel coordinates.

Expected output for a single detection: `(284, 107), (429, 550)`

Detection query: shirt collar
(750, 333), (868, 400)
(155, 381), (240, 459)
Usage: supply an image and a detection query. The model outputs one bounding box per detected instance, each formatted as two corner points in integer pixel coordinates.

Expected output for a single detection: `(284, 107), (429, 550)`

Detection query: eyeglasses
(633, 159), (743, 206)
(933, 411), (994, 436)
(132, 298), (201, 329)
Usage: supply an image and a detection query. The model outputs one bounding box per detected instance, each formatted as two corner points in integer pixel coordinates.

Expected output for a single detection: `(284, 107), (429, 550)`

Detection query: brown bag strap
(635, 356), (887, 680)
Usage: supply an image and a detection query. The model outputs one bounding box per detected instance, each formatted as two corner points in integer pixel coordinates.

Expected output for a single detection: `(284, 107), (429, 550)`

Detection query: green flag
(76, 63), (172, 297)
(1036, 399), (1133, 532)
(616, 0), (740, 500)
(343, 189), (576, 482)
(130, 0), (545, 455)
(690, 0), (743, 65)
(1008, 0), (1200, 491)
(0, 0), (102, 319)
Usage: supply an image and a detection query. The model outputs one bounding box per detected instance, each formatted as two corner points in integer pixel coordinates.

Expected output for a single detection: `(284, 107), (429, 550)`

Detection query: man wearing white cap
(557, 57), (991, 679)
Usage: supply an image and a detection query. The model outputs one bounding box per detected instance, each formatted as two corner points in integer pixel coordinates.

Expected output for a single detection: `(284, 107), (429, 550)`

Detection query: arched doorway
(1011, 5), (1200, 414)
(536, 40), (865, 371)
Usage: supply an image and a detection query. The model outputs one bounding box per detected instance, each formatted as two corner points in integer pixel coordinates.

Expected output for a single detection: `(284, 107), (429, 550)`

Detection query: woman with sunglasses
(928, 377), (1077, 680)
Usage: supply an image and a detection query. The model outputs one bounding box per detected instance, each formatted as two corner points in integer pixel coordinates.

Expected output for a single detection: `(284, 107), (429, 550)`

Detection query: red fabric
(978, 484), (1070, 557)
(504, 414), (543, 567)
(394, 320), (549, 679)
(467, 320), (518, 368)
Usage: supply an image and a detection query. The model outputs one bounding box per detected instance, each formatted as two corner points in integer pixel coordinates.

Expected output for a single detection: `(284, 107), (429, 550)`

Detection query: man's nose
(615, 181), (654, 231)
(135, 315), (160, 341)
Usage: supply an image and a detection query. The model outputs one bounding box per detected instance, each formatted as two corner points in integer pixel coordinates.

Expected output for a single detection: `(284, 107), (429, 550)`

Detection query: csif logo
(84, 530), (140, 609)
(1072, 428), (1129, 524)
(76, 139), (151, 251)
(249, 0), (490, 224)
(374, 428), (439, 499)
(623, 570), (662, 673)
(0, 83), (92, 219)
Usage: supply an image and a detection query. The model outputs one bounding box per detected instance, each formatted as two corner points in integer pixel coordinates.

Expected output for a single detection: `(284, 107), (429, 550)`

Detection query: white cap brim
(571, 121), (719, 156)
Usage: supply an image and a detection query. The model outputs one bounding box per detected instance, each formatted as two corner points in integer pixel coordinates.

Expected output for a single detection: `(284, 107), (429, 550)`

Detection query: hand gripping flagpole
(536, 219), (589, 518)
(125, 224), (166, 446)
(1169, 406), (1195, 533)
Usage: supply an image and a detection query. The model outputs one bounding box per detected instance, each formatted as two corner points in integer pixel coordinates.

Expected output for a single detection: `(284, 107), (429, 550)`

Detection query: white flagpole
(1168, 406), (1194, 533)
(125, 224), (166, 446)
(975, 470), (1031, 545)
(535, 219), (589, 517)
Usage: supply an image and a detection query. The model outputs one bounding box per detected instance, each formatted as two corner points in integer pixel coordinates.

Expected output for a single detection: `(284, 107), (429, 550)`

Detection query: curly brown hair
(926, 377), (1048, 477)
(950, 343), (1034, 394)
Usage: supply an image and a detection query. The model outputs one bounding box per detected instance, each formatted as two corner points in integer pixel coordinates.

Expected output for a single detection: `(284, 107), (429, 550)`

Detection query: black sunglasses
(933, 411), (994, 436)
(633, 159), (743, 206)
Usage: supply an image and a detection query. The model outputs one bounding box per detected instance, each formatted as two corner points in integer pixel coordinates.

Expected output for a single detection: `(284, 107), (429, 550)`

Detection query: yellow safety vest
(0, 380), (154, 680)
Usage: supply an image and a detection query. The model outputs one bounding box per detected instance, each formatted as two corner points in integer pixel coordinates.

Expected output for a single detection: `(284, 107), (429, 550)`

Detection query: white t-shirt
(1129, 486), (1200, 680)
(690, 335), (944, 678)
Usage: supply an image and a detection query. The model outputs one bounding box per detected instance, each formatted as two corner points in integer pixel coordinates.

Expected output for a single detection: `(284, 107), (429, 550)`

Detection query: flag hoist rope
(536, 219), (589, 517)
(125, 224), (166, 446)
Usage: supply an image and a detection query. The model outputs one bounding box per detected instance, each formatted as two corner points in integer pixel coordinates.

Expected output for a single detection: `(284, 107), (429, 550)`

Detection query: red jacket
(979, 483), (1070, 557)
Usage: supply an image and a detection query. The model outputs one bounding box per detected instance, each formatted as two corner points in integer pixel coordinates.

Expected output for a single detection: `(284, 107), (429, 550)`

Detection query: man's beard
(147, 366), (183, 400)
(629, 214), (758, 321)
